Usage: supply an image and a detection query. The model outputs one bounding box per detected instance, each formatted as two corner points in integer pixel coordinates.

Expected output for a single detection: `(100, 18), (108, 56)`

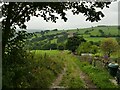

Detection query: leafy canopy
(77, 42), (99, 55)
(66, 36), (86, 52)
(100, 38), (119, 57)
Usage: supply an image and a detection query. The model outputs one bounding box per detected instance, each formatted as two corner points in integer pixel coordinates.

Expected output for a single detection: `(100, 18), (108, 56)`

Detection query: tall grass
(59, 53), (85, 88)
(74, 57), (118, 88)
(26, 50), (66, 88)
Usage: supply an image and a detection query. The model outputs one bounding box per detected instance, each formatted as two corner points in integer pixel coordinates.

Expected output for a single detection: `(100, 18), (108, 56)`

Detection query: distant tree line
(29, 31), (68, 50)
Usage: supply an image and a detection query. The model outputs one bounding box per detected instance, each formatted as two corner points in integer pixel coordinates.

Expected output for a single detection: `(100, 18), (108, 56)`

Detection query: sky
(17, 1), (119, 30)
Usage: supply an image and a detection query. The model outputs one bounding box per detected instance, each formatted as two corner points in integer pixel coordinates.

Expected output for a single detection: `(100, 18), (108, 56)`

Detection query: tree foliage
(100, 38), (119, 57)
(66, 36), (86, 52)
(77, 42), (99, 55)
(77, 42), (91, 55)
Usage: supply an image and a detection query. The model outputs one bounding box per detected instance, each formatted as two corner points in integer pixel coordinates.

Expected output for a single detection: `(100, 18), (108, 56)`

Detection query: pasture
(28, 25), (119, 51)
(85, 37), (116, 42)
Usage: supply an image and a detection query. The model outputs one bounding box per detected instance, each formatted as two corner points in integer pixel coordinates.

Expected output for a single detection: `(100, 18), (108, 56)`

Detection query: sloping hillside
(27, 25), (119, 50)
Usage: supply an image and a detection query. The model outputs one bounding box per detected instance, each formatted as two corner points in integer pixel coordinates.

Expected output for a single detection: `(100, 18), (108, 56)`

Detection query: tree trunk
(2, 2), (13, 56)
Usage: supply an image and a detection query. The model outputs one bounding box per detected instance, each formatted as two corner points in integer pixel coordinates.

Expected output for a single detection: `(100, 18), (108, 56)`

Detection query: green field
(28, 25), (119, 50)
(85, 37), (116, 42)
(27, 25), (120, 59)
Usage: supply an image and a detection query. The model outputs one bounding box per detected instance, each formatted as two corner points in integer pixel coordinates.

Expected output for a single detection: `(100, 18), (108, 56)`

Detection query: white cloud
(25, 1), (118, 30)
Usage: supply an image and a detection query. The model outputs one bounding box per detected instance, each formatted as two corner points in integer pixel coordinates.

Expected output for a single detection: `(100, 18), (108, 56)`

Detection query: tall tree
(77, 42), (92, 55)
(66, 36), (86, 52)
(100, 38), (119, 57)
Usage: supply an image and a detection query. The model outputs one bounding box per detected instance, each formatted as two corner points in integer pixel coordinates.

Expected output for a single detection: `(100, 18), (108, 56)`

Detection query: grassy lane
(59, 52), (85, 88)
(30, 50), (119, 88)
(59, 52), (118, 88)
(31, 50), (85, 88)
(59, 53), (98, 88)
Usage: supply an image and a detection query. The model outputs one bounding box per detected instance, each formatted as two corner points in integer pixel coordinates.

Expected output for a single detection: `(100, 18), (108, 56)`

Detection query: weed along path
(50, 67), (67, 89)
(50, 52), (97, 89)
(79, 69), (97, 88)
(70, 54), (97, 89)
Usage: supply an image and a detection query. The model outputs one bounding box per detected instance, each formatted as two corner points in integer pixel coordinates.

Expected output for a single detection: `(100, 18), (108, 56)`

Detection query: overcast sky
(24, 1), (119, 30)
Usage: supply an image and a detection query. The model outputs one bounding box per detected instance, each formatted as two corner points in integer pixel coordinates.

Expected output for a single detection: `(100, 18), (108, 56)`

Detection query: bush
(3, 50), (65, 88)
(58, 45), (64, 50)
